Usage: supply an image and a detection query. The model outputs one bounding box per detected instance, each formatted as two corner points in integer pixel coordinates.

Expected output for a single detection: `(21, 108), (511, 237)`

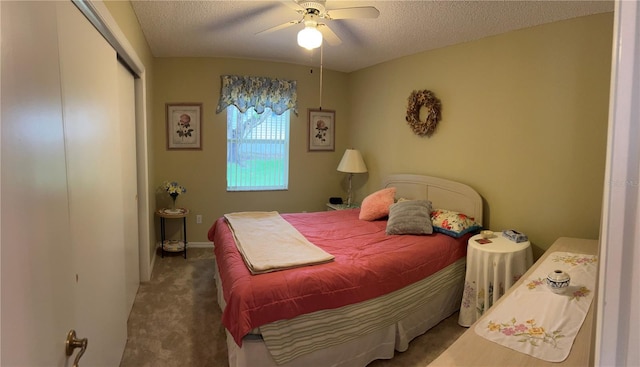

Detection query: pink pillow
(359, 187), (396, 221)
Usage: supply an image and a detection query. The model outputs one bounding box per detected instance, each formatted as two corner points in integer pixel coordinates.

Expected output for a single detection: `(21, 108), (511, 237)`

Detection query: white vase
(170, 193), (178, 209)
(546, 269), (571, 294)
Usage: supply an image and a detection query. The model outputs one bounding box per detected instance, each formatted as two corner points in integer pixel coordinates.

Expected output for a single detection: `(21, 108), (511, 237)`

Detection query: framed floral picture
(308, 109), (335, 151)
(166, 103), (202, 150)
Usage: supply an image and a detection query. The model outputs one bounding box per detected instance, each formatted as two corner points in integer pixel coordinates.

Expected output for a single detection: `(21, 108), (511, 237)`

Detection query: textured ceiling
(130, 0), (614, 73)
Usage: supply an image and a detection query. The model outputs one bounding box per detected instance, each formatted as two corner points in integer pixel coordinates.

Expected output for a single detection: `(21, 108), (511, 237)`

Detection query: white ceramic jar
(546, 269), (571, 294)
(480, 230), (494, 239)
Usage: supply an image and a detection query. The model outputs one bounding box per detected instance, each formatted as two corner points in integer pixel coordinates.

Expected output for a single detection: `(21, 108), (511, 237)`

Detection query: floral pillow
(386, 200), (433, 235)
(359, 187), (396, 221)
(430, 209), (482, 238)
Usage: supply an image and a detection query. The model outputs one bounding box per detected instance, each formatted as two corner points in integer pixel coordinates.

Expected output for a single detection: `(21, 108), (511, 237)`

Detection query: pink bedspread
(208, 209), (469, 346)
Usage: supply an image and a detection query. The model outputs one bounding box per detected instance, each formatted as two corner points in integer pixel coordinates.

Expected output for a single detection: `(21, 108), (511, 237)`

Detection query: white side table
(458, 232), (533, 326)
(156, 208), (189, 259)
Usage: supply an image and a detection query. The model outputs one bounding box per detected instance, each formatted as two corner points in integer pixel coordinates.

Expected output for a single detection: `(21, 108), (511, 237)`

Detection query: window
(226, 106), (290, 191)
(216, 74), (297, 191)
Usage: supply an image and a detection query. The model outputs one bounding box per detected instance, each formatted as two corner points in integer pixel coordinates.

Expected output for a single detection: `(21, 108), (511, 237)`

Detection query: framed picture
(166, 103), (202, 150)
(308, 109), (335, 151)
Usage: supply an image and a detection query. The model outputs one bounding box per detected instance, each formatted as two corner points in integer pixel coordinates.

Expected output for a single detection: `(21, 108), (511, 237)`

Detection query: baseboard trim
(186, 241), (214, 248)
(154, 241), (214, 249)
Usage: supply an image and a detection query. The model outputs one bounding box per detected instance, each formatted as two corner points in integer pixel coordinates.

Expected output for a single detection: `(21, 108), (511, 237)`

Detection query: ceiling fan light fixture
(297, 26), (322, 50)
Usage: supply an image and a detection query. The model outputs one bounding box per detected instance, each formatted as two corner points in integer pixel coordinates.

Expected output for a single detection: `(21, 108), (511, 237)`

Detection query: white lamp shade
(297, 26), (323, 50)
(337, 149), (368, 174)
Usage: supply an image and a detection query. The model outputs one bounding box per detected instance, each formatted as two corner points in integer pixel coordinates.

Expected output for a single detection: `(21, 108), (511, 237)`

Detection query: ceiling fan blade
(326, 6), (380, 20)
(255, 19), (301, 35)
(280, 0), (306, 13)
(318, 24), (342, 46)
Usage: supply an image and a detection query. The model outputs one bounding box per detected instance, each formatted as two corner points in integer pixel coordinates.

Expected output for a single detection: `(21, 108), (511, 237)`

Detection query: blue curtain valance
(216, 75), (298, 116)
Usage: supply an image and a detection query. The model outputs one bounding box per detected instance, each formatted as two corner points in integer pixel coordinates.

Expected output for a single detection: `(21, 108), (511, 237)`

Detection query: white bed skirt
(216, 263), (464, 367)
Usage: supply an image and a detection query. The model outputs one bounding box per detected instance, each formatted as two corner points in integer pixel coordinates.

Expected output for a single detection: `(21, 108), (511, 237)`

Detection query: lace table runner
(474, 251), (598, 362)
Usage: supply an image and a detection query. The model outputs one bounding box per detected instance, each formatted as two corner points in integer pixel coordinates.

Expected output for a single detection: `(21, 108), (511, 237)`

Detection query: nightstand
(156, 208), (189, 259)
(458, 232), (533, 326)
(326, 203), (360, 211)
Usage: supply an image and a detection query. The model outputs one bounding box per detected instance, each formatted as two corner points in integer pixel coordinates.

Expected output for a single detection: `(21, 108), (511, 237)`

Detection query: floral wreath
(405, 90), (442, 137)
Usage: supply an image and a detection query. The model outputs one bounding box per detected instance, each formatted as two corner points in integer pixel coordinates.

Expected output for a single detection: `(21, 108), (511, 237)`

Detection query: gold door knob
(66, 330), (88, 367)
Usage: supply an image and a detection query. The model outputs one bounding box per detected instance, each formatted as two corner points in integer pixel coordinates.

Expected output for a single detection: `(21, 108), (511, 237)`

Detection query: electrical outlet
(196, 215), (202, 224)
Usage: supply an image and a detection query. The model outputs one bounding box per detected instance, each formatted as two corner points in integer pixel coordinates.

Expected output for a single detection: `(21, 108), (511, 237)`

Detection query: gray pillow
(386, 200), (433, 235)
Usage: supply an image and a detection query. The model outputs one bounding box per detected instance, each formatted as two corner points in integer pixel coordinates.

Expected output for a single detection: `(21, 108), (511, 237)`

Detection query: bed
(208, 174), (483, 367)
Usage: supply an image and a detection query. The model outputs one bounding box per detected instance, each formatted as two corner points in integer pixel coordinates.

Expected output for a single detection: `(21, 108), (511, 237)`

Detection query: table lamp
(337, 149), (368, 206)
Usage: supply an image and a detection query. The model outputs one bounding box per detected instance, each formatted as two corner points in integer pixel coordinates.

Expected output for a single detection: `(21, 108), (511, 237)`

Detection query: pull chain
(319, 43), (323, 110)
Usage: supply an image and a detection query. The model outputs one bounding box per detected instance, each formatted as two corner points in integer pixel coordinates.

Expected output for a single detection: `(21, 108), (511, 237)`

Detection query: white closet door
(2, 2), (133, 365)
(57, 2), (128, 365)
(117, 61), (140, 313)
(1, 2), (76, 364)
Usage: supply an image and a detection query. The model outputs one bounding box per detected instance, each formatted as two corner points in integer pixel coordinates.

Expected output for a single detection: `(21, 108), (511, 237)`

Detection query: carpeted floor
(120, 248), (467, 367)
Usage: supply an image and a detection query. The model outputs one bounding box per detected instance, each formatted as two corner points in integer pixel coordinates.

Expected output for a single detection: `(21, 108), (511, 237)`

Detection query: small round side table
(156, 208), (189, 259)
(458, 232), (533, 326)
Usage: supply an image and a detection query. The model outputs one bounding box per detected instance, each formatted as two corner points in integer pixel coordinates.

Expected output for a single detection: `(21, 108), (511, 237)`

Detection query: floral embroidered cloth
(458, 234), (533, 326)
(474, 251), (598, 362)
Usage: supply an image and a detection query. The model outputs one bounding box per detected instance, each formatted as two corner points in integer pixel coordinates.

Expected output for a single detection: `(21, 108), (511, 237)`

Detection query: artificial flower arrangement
(160, 181), (187, 207)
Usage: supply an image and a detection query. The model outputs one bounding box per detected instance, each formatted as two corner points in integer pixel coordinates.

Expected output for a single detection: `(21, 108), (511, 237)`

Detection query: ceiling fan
(256, 1), (380, 50)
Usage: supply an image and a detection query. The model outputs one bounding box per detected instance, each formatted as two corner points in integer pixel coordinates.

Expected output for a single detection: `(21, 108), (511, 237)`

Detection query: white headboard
(382, 174), (483, 225)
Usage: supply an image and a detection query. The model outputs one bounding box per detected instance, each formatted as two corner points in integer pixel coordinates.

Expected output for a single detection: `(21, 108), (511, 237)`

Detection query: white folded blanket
(224, 211), (334, 274)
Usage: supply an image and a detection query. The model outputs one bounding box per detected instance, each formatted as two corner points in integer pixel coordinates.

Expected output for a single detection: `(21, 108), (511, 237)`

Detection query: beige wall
(347, 13), (613, 257)
(104, 1), (350, 246)
(106, 3), (613, 256)
(152, 59), (350, 241)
